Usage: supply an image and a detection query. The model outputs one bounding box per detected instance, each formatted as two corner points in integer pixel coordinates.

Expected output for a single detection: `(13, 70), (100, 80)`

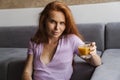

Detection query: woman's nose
(55, 23), (59, 30)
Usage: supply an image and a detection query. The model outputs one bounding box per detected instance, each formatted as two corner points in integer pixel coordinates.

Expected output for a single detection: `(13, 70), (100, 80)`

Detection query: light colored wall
(71, 2), (120, 24)
(0, 2), (120, 27)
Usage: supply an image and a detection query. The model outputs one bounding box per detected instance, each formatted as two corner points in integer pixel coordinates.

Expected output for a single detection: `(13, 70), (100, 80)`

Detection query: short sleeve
(69, 34), (84, 55)
(27, 41), (34, 55)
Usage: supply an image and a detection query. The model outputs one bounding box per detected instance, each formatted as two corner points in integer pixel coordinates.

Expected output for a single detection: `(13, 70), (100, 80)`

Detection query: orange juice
(78, 46), (90, 55)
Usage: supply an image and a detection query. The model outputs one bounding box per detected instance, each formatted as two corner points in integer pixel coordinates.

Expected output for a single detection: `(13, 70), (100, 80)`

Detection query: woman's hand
(89, 42), (97, 56)
(82, 42), (102, 66)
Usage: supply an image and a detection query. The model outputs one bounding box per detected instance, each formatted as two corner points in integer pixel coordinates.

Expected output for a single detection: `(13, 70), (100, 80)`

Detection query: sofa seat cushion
(0, 48), (27, 80)
(91, 49), (120, 80)
(0, 48), (27, 61)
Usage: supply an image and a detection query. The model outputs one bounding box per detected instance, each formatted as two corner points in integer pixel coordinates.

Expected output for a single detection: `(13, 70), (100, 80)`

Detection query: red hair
(31, 1), (83, 44)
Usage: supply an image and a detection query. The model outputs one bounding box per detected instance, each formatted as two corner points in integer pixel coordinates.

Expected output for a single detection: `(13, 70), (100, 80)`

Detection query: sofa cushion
(106, 22), (120, 49)
(77, 23), (105, 52)
(91, 49), (120, 80)
(0, 48), (27, 80)
(0, 26), (37, 48)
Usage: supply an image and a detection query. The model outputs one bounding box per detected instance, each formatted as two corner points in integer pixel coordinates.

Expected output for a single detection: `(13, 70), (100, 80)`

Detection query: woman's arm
(85, 52), (102, 67)
(22, 54), (33, 80)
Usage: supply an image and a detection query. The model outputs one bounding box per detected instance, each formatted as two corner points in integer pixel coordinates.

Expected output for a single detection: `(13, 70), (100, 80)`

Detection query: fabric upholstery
(77, 23), (105, 52)
(0, 26), (37, 48)
(106, 22), (120, 49)
(7, 58), (25, 80)
(0, 48), (27, 80)
(91, 49), (120, 80)
(70, 62), (95, 80)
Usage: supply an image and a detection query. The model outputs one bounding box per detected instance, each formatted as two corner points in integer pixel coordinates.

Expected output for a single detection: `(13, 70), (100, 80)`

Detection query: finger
(90, 46), (96, 51)
(90, 50), (96, 55)
(90, 42), (96, 46)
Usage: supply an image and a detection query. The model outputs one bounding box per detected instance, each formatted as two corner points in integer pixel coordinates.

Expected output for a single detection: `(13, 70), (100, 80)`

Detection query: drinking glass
(78, 42), (91, 58)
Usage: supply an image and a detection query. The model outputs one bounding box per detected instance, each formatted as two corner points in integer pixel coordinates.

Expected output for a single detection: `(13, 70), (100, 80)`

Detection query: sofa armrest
(7, 58), (25, 80)
(91, 49), (120, 80)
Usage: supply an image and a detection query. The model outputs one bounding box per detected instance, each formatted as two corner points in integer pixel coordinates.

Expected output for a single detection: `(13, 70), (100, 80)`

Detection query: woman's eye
(50, 20), (55, 23)
(60, 22), (65, 25)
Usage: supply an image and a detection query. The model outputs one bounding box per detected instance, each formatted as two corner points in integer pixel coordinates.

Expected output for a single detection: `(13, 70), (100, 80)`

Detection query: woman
(22, 1), (101, 80)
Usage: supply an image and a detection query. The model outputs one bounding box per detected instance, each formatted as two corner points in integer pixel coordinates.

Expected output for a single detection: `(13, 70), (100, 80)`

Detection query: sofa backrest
(0, 26), (37, 48)
(105, 22), (120, 49)
(77, 23), (105, 52)
(0, 23), (105, 51)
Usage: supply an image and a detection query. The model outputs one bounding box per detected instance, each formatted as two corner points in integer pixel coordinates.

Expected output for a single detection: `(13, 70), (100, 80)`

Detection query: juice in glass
(78, 44), (90, 56)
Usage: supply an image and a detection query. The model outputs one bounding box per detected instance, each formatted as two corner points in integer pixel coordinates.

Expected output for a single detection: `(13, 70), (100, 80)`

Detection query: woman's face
(46, 11), (66, 39)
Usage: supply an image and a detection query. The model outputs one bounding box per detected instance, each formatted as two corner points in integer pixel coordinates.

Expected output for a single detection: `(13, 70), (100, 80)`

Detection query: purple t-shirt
(27, 34), (84, 80)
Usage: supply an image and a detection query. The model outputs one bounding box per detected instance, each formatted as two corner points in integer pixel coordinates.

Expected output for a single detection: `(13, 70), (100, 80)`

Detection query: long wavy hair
(31, 1), (83, 44)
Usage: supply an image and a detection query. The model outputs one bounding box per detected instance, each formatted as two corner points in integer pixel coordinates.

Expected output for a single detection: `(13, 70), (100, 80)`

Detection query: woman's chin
(52, 34), (61, 38)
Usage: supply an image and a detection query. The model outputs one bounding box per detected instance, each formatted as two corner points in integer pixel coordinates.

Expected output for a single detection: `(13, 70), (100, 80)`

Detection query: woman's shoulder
(29, 40), (36, 45)
(28, 40), (40, 48)
(62, 34), (83, 42)
(67, 34), (81, 40)
(61, 34), (84, 49)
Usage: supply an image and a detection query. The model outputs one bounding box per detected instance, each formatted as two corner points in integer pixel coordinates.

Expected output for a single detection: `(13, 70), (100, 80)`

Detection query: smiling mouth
(53, 31), (60, 35)
(54, 32), (59, 34)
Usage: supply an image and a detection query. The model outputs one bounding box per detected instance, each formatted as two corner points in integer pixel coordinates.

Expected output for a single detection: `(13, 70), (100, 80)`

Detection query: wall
(0, 0), (119, 9)
(0, 2), (120, 27)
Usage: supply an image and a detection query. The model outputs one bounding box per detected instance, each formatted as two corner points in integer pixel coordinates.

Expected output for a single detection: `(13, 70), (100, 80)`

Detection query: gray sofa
(0, 22), (120, 80)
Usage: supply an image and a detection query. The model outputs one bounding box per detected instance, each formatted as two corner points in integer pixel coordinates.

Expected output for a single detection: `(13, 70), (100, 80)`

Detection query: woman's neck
(48, 37), (59, 44)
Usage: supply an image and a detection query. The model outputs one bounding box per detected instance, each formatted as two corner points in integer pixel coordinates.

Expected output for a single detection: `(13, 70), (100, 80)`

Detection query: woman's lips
(53, 31), (59, 35)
